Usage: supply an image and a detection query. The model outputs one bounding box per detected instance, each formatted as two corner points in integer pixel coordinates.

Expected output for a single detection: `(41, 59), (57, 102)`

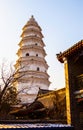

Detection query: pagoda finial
(31, 15), (34, 18)
(29, 15), (35, 22)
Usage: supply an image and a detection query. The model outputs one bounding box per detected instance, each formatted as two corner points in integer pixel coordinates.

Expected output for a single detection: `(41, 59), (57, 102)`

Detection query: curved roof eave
(56, 40), (83, 63)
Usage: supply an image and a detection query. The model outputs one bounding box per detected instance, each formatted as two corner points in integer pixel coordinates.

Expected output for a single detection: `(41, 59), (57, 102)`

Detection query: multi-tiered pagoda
(15, 16), (50, 104)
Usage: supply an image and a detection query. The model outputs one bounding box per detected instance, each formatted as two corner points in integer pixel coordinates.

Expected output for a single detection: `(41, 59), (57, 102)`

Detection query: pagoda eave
(16, 57), (49, 69)
(21, 29), (43, 38)
(22, 23), (42, 32)
(18, 76), (50, 86)
(18, 37), (45, 47)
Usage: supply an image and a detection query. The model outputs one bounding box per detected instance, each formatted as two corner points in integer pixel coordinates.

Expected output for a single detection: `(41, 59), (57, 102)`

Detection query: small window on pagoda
(35, 43), (38, 45)
(26, 53), (29, 56)
(36, 54), (38, 57)
(37, 67), (39, 71)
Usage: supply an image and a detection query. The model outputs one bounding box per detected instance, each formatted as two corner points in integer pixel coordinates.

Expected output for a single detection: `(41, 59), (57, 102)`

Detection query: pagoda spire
(15, 16), (50, 104)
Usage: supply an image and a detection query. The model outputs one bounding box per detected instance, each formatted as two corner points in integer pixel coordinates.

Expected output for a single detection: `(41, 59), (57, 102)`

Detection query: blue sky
(0, 0), (83, 90)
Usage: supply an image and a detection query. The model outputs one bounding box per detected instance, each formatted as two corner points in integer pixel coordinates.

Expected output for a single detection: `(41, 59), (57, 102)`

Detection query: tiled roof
(57, 40), (83, 63)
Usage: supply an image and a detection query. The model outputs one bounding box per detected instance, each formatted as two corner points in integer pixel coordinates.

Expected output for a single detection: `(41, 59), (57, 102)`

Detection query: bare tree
(0, 61), (26, 111)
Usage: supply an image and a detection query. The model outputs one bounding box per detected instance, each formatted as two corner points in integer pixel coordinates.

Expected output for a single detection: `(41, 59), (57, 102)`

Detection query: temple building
(57, 40), (83, 130)
(14, 16), (50, 104)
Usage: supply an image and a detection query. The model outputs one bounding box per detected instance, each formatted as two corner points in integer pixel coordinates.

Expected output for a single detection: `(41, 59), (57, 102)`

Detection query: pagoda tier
(17, 45), (47, 57)
(18, 36), (45, 47)
(15, 57), (49, 69)
(21, 28), (43, 38)
(15, 16), (50, 104)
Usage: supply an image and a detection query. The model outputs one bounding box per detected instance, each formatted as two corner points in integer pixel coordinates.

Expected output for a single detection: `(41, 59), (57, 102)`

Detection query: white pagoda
(15, 16), (50, 104)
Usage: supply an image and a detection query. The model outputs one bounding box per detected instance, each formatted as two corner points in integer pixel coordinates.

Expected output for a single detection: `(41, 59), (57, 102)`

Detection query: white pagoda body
(15, 16), (50, 104)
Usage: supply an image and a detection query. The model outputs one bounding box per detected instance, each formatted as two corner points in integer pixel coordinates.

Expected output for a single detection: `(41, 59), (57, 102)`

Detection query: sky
(0, 0), (83, 90)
